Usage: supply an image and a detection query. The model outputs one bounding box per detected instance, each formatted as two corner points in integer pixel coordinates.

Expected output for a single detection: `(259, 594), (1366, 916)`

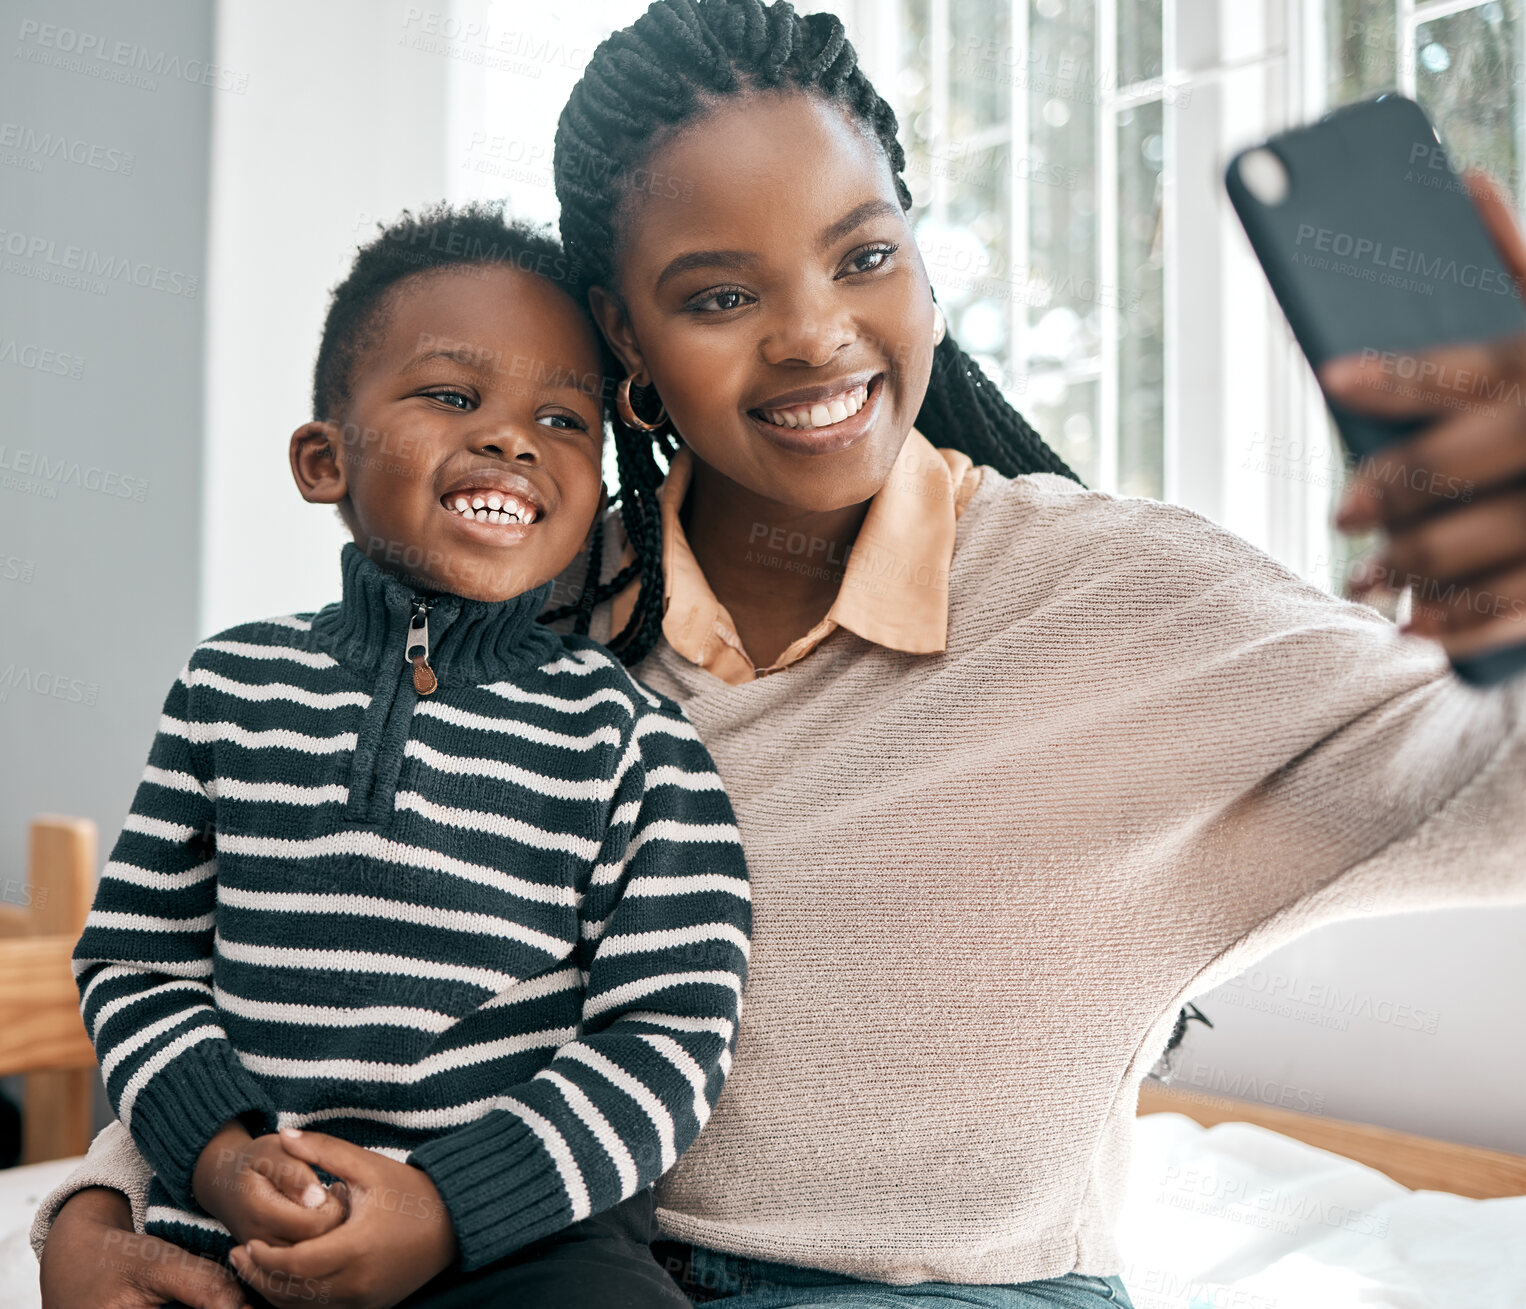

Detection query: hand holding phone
(1227, 95), (1526, 685)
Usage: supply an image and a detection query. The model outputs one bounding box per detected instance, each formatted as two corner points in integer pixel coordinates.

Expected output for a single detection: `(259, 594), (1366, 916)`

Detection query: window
(845, 0), (1526, 593)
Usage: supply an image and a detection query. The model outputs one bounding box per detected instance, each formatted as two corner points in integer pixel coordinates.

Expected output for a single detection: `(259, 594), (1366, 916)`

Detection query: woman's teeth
(447, 492), (538, 526)
(759, 382), (870, 430)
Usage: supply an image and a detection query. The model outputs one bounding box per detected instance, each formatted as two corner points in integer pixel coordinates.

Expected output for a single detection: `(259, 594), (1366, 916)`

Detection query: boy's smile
(291, 263), (606, 602)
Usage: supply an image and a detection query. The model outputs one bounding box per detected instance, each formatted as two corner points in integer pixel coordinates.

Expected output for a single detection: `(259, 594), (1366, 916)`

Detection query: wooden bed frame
(1137, 1080), (1526, 1199)
(4, 814), (1525, 1201)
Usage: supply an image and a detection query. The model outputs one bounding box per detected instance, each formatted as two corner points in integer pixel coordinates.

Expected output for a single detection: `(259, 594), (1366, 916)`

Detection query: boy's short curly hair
(311, 200), (588, 421)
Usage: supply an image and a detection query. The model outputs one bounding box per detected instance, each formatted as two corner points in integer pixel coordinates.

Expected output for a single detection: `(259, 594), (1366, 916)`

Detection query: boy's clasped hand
(193, 1121), (456, 1309)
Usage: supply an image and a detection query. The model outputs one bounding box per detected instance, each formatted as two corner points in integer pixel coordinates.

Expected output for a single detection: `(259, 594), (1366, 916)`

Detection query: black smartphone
(1226, 93), (1526, 686)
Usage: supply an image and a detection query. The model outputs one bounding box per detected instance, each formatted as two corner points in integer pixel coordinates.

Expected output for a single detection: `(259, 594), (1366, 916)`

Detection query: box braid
(544, 0), (1208, 1062)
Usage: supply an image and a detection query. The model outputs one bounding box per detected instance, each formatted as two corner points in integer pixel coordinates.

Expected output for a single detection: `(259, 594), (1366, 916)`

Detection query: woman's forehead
(614, 91), (899, 274)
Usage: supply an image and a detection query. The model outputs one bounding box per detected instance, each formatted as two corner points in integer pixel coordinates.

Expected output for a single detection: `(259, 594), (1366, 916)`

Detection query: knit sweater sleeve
(408, 700), (751, 1271)
(71, 657), (277, 1211)
(29, 1120), (155, 1261)
(1053, 486), (1526, 948)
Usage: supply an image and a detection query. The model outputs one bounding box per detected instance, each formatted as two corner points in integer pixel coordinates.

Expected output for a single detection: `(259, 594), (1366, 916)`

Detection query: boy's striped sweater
(71, 542), (751, 1271)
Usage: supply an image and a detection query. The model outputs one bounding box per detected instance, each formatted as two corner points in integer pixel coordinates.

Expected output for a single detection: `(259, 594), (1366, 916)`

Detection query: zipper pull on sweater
(405, 598), (438, 695)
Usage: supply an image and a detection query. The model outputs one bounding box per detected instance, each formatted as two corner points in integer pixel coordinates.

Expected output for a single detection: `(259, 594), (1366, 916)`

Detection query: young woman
(35, 3), (1526, 1307)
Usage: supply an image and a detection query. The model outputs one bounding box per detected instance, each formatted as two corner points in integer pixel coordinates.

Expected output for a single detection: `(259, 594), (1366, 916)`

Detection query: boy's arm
(72, 660), (276, 1211)
(409, 703), (751, 1271)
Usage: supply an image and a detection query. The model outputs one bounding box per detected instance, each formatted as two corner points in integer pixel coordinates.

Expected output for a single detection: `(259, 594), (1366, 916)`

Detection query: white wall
(200, 0), (450, 633)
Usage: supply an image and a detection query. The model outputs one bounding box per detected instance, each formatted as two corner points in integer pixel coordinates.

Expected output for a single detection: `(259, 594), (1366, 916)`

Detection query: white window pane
(1416, 0), (1521, 197)
(1117, 0), (1164, 87)
(1327, 0), (1398, 105)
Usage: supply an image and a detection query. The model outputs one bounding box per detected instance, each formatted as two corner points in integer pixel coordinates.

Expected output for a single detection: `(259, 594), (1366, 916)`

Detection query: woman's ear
(290, 420), (347, 507)
(588, 286), (646, 380)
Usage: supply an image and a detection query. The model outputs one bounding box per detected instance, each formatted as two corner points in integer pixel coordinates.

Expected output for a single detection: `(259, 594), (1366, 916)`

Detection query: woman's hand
(191, 1119), (349, 1249)
(227, 1128), (456, 1309)
(39, 1186), (249, 1309)
(1323, 171), (1526, 663)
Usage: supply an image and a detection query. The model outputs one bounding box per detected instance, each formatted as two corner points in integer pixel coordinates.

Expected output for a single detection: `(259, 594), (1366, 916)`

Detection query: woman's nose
(761, 293), (855, 368)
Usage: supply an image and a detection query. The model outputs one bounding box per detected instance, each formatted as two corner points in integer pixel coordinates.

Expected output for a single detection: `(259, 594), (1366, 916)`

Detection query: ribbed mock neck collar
(309, 542), (557, 687)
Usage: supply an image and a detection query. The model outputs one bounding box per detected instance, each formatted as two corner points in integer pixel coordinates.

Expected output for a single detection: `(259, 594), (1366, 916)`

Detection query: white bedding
(1, 1113), (1522, 1307)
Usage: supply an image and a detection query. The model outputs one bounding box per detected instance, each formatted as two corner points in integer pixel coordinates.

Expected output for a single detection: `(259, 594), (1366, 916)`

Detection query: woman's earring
(616, 374), (668, 431)
(931, 303), (947, 347)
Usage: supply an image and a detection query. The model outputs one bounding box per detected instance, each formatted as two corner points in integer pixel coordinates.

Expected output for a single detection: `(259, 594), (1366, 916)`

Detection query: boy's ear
(587, 286), (644, 380)
(290, 420), (347, 506)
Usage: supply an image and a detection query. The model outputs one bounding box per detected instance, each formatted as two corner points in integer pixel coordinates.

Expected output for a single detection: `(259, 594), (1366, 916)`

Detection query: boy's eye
(687, 287), (755, 314)
(423, 389), (475, 411)
(841, 243), (898, 276)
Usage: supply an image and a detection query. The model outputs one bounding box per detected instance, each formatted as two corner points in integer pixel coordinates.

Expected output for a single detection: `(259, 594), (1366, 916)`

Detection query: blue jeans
(650, 1241), (1135, 1308)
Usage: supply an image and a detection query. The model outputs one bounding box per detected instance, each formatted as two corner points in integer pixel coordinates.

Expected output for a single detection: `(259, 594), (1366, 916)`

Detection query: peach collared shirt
(607, 427), (984, 685)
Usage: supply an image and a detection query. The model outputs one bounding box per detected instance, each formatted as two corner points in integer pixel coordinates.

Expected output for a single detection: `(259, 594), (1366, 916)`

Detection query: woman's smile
(746, 372), (885, 456)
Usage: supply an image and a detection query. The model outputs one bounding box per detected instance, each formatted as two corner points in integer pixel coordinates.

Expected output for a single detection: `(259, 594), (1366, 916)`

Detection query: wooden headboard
(0, 816), (99, 1163)
(1139, 1080), (1526, 1199)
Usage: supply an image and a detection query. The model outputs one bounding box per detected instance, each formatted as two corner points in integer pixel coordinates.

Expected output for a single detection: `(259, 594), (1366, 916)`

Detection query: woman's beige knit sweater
(32, 466), (1526, 1284)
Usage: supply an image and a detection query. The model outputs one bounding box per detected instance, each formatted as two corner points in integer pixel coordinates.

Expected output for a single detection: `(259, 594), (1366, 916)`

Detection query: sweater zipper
(345, 594), (442, 825)
(405, 597), (439, 696)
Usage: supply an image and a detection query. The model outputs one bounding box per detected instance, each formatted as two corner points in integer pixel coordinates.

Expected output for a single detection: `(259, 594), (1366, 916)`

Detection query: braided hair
(546, 0), (1080, 662)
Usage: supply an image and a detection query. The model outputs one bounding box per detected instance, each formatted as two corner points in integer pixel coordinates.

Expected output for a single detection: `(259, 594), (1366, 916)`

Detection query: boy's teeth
(762, 382), (869, 430)
(445, 490), (537, 525)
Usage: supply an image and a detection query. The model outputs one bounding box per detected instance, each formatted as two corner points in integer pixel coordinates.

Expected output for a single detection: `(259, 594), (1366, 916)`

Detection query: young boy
(70, 204), (750, 1308)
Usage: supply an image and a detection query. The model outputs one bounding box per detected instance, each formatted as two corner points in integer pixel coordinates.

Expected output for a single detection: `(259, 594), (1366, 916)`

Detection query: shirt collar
(610, 427), (977, 680)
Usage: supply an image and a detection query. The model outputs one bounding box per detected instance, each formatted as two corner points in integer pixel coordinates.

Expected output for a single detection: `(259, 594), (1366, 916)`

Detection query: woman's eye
(537, 412), (587, 430)
(425, 390), (474, 411)
(843, 243), (898, 276)
(688, 287), (754, 314)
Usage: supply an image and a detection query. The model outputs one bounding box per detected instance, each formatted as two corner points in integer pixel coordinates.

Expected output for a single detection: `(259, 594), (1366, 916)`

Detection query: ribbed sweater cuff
(127, 1040), (276, 1210)
(408, 1112), (571, 1271)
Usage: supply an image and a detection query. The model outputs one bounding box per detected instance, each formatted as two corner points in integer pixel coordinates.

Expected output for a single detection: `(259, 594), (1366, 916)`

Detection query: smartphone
(1226, 93), (1526, 686)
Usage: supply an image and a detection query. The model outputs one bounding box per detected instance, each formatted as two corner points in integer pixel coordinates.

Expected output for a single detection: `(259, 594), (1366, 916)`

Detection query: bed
(4, 817), (1524, 1308)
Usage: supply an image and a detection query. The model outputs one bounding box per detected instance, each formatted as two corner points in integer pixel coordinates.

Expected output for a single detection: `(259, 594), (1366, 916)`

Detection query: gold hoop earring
(617, 375), (668, 431)
(931, 303), (947, 347)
